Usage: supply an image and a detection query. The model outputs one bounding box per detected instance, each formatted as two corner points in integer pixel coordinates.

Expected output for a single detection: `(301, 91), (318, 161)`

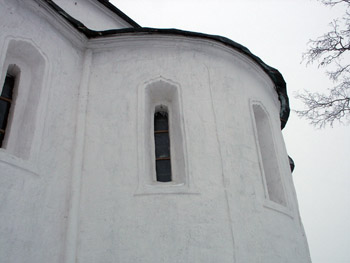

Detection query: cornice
(87, 34), (275, 88)
(86, 29), (290, 129)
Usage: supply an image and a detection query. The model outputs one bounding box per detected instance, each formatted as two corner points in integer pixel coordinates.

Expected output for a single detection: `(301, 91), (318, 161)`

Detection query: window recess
(136, 78), (195, 195)
(252, 103), (287, 206)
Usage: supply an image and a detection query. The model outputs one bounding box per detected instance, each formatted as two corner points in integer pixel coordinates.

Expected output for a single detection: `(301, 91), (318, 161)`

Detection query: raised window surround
(0, 38), (48, 176)
(136, 77), (197, 195)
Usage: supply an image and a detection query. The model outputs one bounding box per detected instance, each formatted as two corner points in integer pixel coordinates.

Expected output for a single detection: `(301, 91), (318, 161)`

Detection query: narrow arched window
(0, 74), (15, 147)
(154, 110), (172, 182)
(253, 104), (286, 206)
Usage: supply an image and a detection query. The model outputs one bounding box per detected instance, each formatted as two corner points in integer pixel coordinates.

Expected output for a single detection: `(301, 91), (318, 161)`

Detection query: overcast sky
(110, 1), (350, 262)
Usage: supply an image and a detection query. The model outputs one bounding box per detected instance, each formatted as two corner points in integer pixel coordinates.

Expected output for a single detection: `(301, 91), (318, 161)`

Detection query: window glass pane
(154, 133), (170, 158)
(0, 132), (4, 147)
(154, 110), (172, 182)
(154, 111), (168, 131)
(0, 100), (11, 130)
(156, 159), (171, 182)
(0, 74), (15, 148)
(1, 75), (15, 99)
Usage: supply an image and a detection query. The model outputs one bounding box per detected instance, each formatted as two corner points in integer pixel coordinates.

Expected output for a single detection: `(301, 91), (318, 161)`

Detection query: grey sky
(111, 1), (350, 262)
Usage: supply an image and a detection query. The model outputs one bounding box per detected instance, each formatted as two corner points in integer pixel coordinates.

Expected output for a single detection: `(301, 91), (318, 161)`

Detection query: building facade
(0, 0), (311, 262)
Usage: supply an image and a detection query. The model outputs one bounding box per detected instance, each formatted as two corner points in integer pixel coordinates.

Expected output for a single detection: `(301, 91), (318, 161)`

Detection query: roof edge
(95, 0), (141, 28)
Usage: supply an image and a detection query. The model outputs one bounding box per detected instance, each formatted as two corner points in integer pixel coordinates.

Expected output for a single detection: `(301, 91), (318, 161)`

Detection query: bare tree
(296, 0), (350, 127)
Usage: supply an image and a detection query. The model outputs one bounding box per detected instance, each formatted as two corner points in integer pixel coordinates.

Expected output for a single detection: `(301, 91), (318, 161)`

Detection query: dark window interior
(154, 111), (172, 182)
(0, 74), (15, 147)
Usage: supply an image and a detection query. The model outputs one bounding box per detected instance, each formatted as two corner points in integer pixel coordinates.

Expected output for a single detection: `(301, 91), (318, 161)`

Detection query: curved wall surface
(0, 1), (311, 263)
(77, 36), (311, 263)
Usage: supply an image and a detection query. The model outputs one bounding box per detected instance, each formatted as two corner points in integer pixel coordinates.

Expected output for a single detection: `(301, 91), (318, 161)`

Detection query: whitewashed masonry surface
(0, 0), (311, 262)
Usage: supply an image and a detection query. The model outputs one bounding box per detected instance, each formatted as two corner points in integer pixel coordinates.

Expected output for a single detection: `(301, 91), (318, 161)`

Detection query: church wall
(74, 36), (310, 263)
(0, 1), (85, 262)
(0, 1), (311, 262)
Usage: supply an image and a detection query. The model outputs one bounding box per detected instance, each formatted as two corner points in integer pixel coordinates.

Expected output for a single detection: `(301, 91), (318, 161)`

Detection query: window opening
(0, 74), (15, 147)
(154, 110), (172, 182)
(253, 104), (286, 206)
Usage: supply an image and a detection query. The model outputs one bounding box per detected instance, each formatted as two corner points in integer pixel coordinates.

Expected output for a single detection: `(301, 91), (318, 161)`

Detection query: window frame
(153, 108), (172, 182)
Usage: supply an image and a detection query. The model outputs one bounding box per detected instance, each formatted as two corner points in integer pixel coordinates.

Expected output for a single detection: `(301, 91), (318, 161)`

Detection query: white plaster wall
(76, 36), (311, 263)
(0, 1), (311, 262)
(54, 0), (135, 30)
(0, 1), (84, 262)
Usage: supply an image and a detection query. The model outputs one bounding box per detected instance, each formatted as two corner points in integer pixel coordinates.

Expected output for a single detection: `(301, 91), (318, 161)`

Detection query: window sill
(263, 199), (293, 218)
(0, 150), (39, 176)
(134, 181), (199, 196)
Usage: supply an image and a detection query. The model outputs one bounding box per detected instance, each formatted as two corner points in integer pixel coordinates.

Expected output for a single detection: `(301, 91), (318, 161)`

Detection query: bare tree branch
(298, 0), (350, 127)
(326, 63), (350, 80)
(302, 19), (350, 69)
(295, 80), (350, 128)
(319, 0), (350, 6)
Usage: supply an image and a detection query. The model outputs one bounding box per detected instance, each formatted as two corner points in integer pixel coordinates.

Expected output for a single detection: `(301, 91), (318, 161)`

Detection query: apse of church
(0, 1), (311, 262)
